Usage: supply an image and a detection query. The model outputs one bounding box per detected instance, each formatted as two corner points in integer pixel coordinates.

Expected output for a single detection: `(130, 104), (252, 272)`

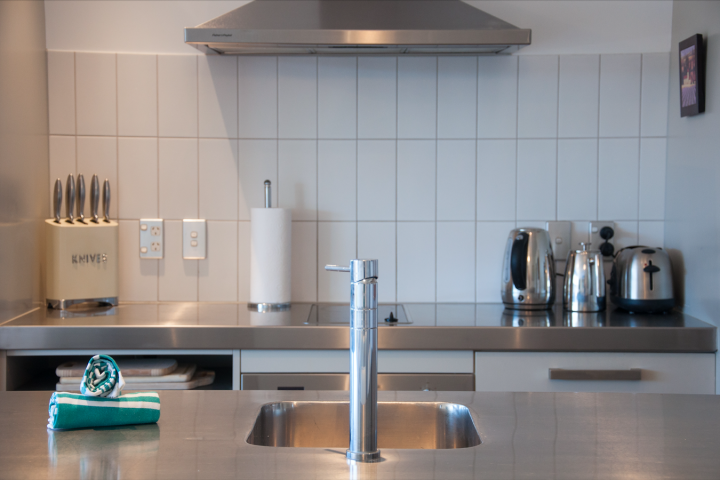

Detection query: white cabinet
(241, 350), (474, 374)
(475, 352), (715, 394)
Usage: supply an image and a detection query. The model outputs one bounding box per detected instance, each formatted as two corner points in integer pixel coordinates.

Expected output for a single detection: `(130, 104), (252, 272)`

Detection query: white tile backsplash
(477, 57), (517, 139)
(558, 55), (599, 138)
(50, 49), (668, 304)
(397, 140), (436, 221)
(517, 139), (557, 220)
(158, 55), (197, 138)
(48, 136), (76, 215)
(238, 56), (277, 139)
(117, 54), (157, 137)
(357, 140), (396, 221)
(75, 52), (116, 136)
(278, 57), (317, 139)
(518, 56), (559, 139)
(438, 57), (477, 139)
(397, 222), (435, 303)
(557, 139), (598, 220)
(641, 53), (670, 137)
(47, 51), (75, 135)
(437, 222), (475, 302)
(199, 139), (238, 220)
(598, 138), (639, 220)
(357, 57), (396, 139)
(318, 57), (356, 139)
(118, 137), (158, 219)
(599, 54), (642, 137)
(437, 140), (475, 221)
(318, 140), (356, 221)
(477, 140), (516, 221)
(159, 138), (198, 220)
(398, 57), (437, 139)
(198, 56), (237, 139)
(198, 221), (238, 302)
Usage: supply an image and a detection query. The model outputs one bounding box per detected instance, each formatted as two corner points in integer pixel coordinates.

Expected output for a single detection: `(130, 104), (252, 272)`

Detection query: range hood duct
(185, 0), (531, 55)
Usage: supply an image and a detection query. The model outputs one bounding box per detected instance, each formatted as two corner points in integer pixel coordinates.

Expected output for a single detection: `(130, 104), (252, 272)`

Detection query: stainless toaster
(607, 246), (675, 313)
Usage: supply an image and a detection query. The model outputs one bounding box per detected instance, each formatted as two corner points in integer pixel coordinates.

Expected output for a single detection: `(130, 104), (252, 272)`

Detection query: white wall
(664, 1), (720, 393)
(44, 1), (672, 55)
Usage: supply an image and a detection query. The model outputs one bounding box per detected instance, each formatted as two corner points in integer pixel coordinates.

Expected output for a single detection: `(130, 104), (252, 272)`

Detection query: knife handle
(65, 174), (75, 223)
(103, 179), (111, 223)
(53, 178), (62, 224)
(91, 174), (99, 223)
(77, 174), (85, 222)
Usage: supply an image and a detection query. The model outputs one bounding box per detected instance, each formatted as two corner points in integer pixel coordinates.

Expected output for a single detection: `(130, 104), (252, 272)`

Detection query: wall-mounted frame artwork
(679, 34), (705, 117)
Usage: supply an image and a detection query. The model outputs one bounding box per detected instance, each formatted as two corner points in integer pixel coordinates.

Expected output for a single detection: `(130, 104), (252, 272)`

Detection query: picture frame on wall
(679, 34), (705, 117)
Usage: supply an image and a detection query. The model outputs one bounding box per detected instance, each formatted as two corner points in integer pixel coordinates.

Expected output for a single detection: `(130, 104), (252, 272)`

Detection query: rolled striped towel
(47, 392), (161, 430)
(80, 354), (125, 398)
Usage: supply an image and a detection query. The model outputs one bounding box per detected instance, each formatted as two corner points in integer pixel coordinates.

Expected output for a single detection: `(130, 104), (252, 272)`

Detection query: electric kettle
(563, 243), (606, 312)
(501, 228), (555, 310)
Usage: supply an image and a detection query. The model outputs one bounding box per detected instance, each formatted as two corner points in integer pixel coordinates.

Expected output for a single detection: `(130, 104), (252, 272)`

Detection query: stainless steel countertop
(0, 303), (715, 352)
(1, 390), (720, 479)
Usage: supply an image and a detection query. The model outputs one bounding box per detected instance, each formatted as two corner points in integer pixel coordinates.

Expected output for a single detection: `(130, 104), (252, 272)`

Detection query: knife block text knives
(45, 219), (119, 309)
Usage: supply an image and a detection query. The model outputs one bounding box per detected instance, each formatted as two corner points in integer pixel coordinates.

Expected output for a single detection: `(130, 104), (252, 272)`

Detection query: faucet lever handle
(325, 265), (351, 272)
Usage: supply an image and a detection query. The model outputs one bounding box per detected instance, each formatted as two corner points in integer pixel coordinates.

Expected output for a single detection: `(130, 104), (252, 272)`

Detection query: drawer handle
(549, 368), (642, 381)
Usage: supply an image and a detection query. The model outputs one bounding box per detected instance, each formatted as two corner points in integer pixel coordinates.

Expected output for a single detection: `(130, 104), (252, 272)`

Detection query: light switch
(139, 219), (163, 259)
(545, 221), (571, 261)
(183, 219), (206, 259)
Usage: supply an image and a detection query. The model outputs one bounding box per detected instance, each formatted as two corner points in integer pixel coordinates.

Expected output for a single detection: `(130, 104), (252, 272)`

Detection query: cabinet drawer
(241, 350), (474, 374)
(475, 352), (715, 394)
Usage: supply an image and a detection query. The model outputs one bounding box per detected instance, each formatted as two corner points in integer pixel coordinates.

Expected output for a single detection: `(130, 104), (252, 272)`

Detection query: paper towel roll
(250, 208), (292, 305)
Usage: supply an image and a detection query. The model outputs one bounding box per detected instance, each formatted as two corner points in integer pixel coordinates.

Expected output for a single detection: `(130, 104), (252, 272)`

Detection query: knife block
(45, 219), (119, 309)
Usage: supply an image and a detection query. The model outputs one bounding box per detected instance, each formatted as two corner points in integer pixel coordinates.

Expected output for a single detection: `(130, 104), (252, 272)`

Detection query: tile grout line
(474, 55), (479, 304)
(156, 54), (161, 299)
(196, 55), (200, 301)
(395, 56), (399, 302)
(515, 56), (520, 227)
(435, 56), (438, 303)
(596, 55), (602, 222)
(356, 56), (359, 259)
(555, 56), (560, 222)
(237, 56), (240, 302)
(316, 57), (319, 303)
(637, 54), (644, 244)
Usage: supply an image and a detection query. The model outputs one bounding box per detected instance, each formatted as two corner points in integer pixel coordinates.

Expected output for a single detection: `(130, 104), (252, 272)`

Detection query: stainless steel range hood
(184, 0), (531, 55)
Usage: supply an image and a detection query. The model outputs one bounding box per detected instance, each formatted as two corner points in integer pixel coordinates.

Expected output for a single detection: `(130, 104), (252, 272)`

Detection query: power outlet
(140, 219), (163, 259)
(589, 221), (615, 261)
(183, 219), (207, 260)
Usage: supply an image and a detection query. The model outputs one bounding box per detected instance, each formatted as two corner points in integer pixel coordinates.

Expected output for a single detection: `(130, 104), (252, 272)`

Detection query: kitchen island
(1, 389), (719, 479)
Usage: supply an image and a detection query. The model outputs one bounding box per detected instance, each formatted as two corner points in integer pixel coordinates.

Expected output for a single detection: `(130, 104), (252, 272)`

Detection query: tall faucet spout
(325, 259), (380, 463)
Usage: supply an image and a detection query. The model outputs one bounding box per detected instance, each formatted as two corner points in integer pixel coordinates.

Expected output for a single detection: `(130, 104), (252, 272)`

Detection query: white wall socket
(139, 219), (163, 259)
(545, 221), (572, 261)
(183, 219), (206, 260)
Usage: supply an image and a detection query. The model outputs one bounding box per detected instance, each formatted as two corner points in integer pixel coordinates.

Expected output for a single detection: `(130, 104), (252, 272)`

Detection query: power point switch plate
(140, 219), (163, 259)
(545, 221), (572, 261)
(589, 221), (615, 261)
(183, 219), (207, 260)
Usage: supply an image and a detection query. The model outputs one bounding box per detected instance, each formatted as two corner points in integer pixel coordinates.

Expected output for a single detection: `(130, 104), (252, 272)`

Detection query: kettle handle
(510, 232), (529, 291)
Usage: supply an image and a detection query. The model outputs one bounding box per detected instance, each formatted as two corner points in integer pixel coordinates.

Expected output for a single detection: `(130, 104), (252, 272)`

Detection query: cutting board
(56, 370), (215, 391)
(56, 359), (178, 377)
(58, 364), (197, 384)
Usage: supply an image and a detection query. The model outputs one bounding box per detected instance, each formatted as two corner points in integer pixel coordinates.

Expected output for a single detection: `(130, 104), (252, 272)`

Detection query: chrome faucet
(325, 259), (380, 463)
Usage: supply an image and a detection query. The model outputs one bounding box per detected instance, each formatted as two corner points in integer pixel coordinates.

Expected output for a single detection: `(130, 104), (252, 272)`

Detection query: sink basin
(246, 401), (481, 449)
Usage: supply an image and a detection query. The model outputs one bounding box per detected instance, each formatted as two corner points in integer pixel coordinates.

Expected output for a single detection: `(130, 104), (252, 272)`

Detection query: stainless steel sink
(246, 401), (481, 450)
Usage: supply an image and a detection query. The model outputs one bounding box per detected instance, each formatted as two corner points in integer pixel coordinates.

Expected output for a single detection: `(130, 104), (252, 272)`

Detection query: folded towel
(47, 392), (161, 430)
(80, 354), (125, 398)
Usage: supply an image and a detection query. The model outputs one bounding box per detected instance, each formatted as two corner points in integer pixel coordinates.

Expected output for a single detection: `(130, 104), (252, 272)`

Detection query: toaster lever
(644, 261), (661, 291)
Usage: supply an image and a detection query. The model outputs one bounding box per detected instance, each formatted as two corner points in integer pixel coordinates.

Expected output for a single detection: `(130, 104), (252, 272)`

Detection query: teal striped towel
(80, 354), (125, 398)
(47, 392), (161, 430)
